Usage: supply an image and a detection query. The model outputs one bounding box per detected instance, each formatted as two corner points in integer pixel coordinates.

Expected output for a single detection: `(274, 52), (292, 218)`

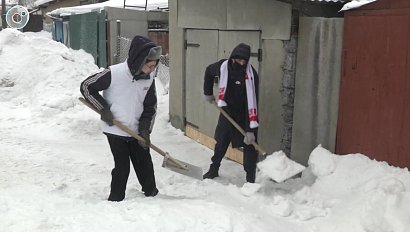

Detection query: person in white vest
(80, 36), (161, 201)
(202, 43), (260, 183)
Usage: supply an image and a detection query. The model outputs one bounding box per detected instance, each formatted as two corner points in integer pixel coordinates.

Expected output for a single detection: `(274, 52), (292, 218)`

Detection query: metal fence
(114, 36), (170, 93)
(114, 36), (132, 64)
(155, 54), (170, 93)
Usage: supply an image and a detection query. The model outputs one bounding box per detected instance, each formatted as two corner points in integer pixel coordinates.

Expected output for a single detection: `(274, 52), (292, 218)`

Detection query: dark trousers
(106, 135), (157, 201)
(211, 123), (258, 183)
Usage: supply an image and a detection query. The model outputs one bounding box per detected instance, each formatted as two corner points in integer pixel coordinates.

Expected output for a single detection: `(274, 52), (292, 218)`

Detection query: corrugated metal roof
(306, 0), (347, 2)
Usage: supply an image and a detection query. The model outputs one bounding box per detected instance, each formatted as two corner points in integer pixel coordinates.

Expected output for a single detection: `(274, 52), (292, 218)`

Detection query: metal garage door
(185, 29), (261, 137)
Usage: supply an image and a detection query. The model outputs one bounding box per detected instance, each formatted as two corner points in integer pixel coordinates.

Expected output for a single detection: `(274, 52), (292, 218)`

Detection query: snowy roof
(43, 0), (377, 18)
(304, 0), (379, 11)
(48, 0), (167, 16)
(340, 0), (377, 11)
(307, 0), (347, 2)
(34, 0), (54, 7)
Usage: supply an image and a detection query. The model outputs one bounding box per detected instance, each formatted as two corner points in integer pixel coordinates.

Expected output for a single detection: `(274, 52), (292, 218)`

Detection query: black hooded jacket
(203, 43), (259, 147)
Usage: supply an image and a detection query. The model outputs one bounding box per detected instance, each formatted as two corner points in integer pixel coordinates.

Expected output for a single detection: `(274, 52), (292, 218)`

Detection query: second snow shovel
(79, 97), (203, 180)
(212, 101), (305, 182)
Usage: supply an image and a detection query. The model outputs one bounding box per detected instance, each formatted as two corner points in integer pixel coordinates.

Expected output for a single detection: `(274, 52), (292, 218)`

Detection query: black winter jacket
(203, 59), (259, 147)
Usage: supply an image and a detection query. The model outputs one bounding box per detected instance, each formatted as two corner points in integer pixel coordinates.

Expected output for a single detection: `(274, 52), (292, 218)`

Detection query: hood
(127, 36), (162, 77)
(229, 43), (251, 61)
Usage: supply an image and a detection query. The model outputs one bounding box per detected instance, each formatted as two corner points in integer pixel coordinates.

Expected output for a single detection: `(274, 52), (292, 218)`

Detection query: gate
(184, 29), (261, 163)
(69, 11), (107, 68)
(337, 9), (410, 168)
(184, 29), (261, 137)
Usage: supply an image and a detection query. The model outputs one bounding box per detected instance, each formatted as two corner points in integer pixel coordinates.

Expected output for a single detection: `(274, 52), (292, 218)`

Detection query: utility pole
(1, 0), (6, 29)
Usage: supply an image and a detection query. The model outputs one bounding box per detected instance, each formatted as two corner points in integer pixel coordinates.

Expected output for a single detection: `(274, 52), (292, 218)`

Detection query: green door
(69, 11), (107, 68)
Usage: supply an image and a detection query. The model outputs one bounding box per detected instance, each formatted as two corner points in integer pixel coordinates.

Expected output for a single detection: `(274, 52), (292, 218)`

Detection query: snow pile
(308, 144), (336, 177)
(257, 151), (306, 183)
(297, 145), (410, 230)
(0, 28), (101, 138)
(251, 144), (410, 230)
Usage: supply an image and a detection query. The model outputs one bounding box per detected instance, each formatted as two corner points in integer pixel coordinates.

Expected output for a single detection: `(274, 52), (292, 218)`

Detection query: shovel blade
(162, 157), (203, 180)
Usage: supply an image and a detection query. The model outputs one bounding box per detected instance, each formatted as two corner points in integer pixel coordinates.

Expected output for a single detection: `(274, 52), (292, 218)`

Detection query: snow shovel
(212, 101), (305, 182)
(79, 97), (203, 180)
(213, 102), (266, 155)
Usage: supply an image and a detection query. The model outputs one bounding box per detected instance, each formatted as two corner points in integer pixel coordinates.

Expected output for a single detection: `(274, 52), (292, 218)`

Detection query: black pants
(211, 121), (258, 183)
(106, 135), (157, 201)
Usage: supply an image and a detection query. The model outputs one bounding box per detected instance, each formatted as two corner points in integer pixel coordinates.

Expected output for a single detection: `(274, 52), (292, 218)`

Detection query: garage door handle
(250, 48), (262, 62)
(185, 41), (200, 49)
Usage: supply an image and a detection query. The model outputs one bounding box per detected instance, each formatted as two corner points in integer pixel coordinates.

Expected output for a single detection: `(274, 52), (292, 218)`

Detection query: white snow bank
(308, 144), (336, 177)
(0, 29), (101, 138)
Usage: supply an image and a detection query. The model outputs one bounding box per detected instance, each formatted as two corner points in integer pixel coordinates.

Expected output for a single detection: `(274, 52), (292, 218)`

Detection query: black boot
(144, 188), (159, 197)
(108, 193), (125, 202)
(203, 165), (219, 179)
(246, 171), (256, 183)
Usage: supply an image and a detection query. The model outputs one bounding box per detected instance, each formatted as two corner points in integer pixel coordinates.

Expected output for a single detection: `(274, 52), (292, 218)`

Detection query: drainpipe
(115, 20), (121, 64)
(1, 0), (6, 29)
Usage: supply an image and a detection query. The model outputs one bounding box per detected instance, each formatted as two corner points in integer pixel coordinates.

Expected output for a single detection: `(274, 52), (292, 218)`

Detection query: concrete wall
(169, 0), (185, 130)
(147, 11), (168, 22)
(258, 39), (286, 154)
(177, 0), (226, 29)
(105, 7), (148, 65)
(226, 0), (291, 39)
(291, 17), (344, 165)
(177, 0), (291, 39)
(104, 8), (168, 65)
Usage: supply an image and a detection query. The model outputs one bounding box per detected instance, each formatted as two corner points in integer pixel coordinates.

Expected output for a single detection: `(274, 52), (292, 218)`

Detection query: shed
(48, 0), (168, 67)
(337, 0), (410, 168)
(169, 0), (345, 165)
(34, 0), (103, 25)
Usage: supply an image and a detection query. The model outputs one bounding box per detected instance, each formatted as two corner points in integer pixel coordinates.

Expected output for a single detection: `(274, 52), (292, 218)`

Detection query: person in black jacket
(203, 43), (260, 183)
(80, 36), (162, 201)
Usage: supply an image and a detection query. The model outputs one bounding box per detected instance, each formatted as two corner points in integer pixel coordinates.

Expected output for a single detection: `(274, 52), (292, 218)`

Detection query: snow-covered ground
(1, 29), (410, 232)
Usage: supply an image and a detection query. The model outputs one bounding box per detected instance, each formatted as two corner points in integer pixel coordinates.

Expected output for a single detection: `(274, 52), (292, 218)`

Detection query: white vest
(102, 62), (154, 136)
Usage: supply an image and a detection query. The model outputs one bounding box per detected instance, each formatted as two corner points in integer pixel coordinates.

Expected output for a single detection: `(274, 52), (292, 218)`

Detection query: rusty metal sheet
(337, 12), (410, 168)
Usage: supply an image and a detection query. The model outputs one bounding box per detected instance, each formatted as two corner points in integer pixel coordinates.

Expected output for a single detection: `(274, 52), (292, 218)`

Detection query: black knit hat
(127, 36), (162, 76)
(229, 43), (251, 61)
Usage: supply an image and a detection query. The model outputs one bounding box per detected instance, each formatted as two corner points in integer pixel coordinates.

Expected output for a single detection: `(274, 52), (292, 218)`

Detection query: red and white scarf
(218, 60), (259, 128)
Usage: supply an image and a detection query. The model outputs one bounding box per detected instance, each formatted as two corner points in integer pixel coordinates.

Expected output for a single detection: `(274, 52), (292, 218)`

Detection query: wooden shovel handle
(79, 97), (188, 170)
(213, 102), (267, 156)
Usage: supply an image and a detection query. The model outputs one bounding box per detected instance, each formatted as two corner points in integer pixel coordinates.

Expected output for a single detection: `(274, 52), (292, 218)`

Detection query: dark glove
(204, 95), (215, 104)
(243, 132), (255, 145)
(138, 130), (150, 150)
(101, 107), (114, 126)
